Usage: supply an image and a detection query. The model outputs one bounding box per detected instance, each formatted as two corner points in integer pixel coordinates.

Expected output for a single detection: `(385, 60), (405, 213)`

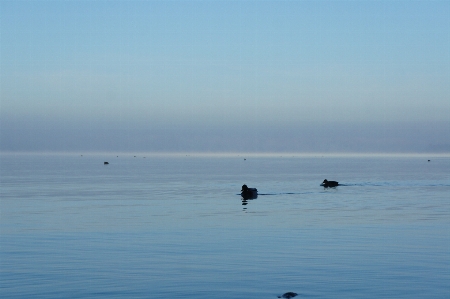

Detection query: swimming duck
(278, 292), (298, 299)
(321, 179), (339, 187)
(241, 184), (258, 199)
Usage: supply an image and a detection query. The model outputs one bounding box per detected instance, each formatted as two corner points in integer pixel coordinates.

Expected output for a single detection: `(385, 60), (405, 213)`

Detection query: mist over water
(1, 119), (449, 153)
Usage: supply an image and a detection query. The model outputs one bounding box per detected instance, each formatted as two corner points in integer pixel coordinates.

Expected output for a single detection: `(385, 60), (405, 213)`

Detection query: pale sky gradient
(1, 1), (449, 153)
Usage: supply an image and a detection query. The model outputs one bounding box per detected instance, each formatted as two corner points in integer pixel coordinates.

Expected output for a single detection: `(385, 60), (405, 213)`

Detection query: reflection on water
(241, 196), (256, 208)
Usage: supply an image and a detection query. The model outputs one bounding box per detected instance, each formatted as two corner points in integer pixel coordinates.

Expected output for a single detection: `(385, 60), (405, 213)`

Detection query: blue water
(1, 154), (449, 299)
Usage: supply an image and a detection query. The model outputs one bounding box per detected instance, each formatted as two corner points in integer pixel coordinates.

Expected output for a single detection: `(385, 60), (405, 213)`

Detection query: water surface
(1, 154), (449, 298)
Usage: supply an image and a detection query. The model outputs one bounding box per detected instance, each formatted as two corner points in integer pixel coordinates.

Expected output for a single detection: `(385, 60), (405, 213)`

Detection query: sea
(1, 153), (449, 299)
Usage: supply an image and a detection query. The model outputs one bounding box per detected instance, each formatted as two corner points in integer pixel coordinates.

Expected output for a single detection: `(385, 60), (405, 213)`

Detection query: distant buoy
(104, 162), (109, 165)
(428, 160), (430, 162)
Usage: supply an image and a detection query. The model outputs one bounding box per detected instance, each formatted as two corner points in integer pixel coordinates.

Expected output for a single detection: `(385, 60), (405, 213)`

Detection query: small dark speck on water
(278, 292), (298, 299)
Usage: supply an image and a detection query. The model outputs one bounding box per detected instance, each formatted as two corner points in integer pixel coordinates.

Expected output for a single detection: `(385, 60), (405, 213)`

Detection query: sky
(1, 0), (449, 153)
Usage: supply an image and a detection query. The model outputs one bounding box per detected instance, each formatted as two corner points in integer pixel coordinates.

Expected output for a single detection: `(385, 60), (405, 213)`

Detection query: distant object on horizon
(428, 160), (431, 162)
(241, 184), (258, 199)
(321, 179), (339, 187)
(104, 162), (109, 165)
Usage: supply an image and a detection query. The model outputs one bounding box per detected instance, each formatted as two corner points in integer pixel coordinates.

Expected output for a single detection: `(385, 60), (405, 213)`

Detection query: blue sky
(1, 1), (449, 153)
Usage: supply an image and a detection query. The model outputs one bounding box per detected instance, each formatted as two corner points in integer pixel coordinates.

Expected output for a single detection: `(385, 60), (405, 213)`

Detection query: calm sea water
(1, 153), (449, 299)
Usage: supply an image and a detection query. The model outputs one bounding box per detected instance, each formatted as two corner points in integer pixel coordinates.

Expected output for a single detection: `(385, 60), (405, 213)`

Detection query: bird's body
(241, 184), (258, 199)
(278, 292), (298, 299)
(321, 179), (339, 187)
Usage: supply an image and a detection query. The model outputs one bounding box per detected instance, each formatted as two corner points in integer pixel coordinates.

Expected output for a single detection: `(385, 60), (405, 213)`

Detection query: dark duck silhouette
(321, 179), (339, 187)
(278, 292), (298, 299)
(241, 184), (258, 199)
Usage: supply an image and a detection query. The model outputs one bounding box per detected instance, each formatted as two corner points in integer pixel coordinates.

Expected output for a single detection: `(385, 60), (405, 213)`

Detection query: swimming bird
(321, 179), (339, 187)
(278, 292), (298, 299)
(241, 184), (258, 199)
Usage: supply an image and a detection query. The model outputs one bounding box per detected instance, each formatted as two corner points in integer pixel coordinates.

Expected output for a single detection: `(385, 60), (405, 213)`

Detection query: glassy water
(1, 154), (449, 299)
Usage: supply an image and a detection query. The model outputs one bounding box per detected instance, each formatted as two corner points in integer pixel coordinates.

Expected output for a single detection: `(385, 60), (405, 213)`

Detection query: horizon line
(1, 151), (449, 158)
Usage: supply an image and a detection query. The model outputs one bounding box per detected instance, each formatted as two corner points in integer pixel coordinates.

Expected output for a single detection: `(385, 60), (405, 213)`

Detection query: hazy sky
(1, 1), (449, 153)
